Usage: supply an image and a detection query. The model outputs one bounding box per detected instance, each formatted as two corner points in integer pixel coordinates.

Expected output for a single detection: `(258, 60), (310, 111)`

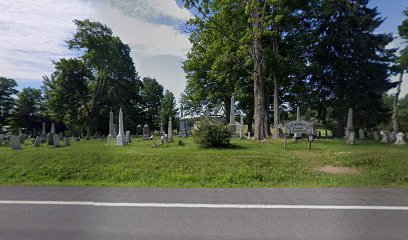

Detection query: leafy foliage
(11, 88), (43, 131)
(194, 120), (231, 147)
(0, 77), (18, 127)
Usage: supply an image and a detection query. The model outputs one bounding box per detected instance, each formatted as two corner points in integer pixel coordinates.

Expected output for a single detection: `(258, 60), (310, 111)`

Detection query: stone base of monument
(178, 130), (187, 137)
(106, 135), (115, 145)
(346, 131), (356, 145)
(229, 124), (238, 138)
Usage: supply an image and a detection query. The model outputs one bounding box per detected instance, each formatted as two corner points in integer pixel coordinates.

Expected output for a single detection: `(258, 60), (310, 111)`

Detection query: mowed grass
(0, 137), (407, 188)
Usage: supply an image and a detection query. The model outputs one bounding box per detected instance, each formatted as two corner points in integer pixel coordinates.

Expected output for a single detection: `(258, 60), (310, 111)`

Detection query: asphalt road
(0, 186), (407, 240)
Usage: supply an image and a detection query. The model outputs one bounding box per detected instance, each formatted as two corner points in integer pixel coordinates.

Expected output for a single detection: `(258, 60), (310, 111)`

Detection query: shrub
(194, 120), (231, 147)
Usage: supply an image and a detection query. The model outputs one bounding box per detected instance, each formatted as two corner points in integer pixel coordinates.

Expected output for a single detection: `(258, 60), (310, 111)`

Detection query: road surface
(0, 186), (407, 240)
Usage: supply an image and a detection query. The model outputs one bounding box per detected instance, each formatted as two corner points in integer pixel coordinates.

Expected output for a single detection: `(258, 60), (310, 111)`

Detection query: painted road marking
(0, 201), (407, 210)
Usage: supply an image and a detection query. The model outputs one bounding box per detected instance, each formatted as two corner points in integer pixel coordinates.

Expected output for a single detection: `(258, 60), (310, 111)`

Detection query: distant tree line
(181, 0), (408, 139)
(0, 19), (177, 135)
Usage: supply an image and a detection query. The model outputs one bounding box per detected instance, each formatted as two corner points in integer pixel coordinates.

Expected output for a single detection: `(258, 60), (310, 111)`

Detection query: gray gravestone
(160, 122), (164, 136)
(59, 132), (64, 140)
(125, 131), (130, 145)
(179, 106), (187, 137)
(373, 131), (380, 141)
(11, 136), (21, 150)
(345, 108), (353, 138)
(167, 117), (173, 142)
(143, 124), (150, 140)
(47, 132), (54, 145)
(240, 113), (244, 139)
(107, 110), (115, 145)
(229, 96), (238, 138)
(51, 123), (56, 134)
(346, 131), (356, 145)
(136, 124), (142, 138)
(381, 131), (388, 143)
(358, 129), (365, 139)
(33, 136), (41, 147)
(53, 135), (61, 147)
(65, 137), (71, 146)
(18, 133), (25, 144)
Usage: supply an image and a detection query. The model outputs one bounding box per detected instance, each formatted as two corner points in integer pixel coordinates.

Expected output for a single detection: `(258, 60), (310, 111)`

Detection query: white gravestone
(373, 131), (379, 141)
(346, 131), (356, 145)
(53, 135), (61, 147)
(229, 96), (238, 138)
(380, 131), (388, 144)
(395, 132), (406, 145)
(116, 108), (125, 146)
(358, 129), (365, 139)
(168, 117), (173, 142)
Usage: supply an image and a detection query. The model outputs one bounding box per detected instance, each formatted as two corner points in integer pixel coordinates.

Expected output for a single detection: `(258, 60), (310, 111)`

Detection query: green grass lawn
(0, 137), (407, 188)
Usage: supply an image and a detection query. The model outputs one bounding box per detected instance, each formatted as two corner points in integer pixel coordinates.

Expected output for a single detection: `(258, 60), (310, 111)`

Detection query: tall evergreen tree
(11, 88), (43, 131)
(0, 77), (18, 128)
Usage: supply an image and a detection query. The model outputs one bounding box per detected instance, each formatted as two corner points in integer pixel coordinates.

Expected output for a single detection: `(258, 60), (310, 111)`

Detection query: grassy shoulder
(0, 137), (407, 188)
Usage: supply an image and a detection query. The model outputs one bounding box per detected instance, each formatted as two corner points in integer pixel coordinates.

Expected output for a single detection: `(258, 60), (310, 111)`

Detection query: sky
(0, 0), (407, 102)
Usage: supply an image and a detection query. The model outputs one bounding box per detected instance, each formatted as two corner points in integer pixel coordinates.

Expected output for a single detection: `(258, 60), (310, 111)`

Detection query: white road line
(0, 201), (407, 210)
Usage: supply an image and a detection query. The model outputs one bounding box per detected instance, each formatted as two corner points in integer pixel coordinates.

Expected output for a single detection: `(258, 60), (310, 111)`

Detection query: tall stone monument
(179, 105), (187, 137)
(345, 108), (353, 138)
(240, 113), (244, 139)
(168, 117), (173, 142)
(160, 122), (164, 136)
(116, 107), (125, 146)
(107, 110), (115, 145)
(294, 106), (302, 139)
(229, 96), (238, 138)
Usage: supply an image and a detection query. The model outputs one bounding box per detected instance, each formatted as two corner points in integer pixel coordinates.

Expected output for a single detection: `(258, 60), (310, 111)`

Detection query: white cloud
(0, 0), (94, 81)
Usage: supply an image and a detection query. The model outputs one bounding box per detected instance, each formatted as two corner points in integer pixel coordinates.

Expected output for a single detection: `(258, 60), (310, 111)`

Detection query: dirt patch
(316, 166), (361, 175)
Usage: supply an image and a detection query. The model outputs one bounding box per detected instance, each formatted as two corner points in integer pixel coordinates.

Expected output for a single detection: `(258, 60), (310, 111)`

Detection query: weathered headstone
(240, 113), (244, 139)
(143, 124), (150, 140)
(373, 131), (380, 141)
(116, 108), (125, 146)
(247, 131), (251, 140)
(33, 136), (41, 147)
(167, 117), (173, 142)
(381, 131), (389, 144)
(160, 135), (165, 144)
(345, 108), (353, 138)
(47, 132), (54, 145)
(229, 96), (238, 138)
(11, 136), (21, 150)
(53, 134), (61, 147)
(179, 106), (187, 137)
(107, 110), (115, 145)
(59, 132), (64, 141)
(125, 131), (130, 145)
(358, 129), (365, 139)
(294, 106), (303, 139)
(160, 122), (164, 136)
(346, 131), (356, 145)
(64, 137), (71, 146)
(388, 132), (395, 142)
(395, 132), (405, 145)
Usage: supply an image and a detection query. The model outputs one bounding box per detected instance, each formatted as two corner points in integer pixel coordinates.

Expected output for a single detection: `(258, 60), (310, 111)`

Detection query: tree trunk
(272, 74), (280, 139)
(392, 70), (404, 134)
(224, 95), (231, 123)
(247, 110), (254, 137)
(252, 7), (267, 141)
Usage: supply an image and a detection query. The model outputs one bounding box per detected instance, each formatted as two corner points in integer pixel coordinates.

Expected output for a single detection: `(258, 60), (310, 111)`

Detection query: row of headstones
(346, 130), (406, 145)
(3, 134), (72, 150)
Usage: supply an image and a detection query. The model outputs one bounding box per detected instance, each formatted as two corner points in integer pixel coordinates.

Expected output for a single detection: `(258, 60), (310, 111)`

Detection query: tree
(392, 7), (408, 134)
(0, 77), (18, 128)
(43, 58), (92, 132)
(142, 77), (164, 129)
(11, 88), (43, 131)
(158, 90), (178, 131)
(309, 0), (395, 137)
(67, 19), (143, 132)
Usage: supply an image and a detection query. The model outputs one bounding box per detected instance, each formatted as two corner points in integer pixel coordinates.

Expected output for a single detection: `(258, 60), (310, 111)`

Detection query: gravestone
(294, 106), (303, 139)
(65, 137), (71, 146)
(167, 117), (173, 142)
(160, 135), (165, 144)
(116, 108), (125, 146)
(33, 136), (41, 147)
(373, 131), (380, 141)
(125, 131), (130, 145)
(11, 136), (21, 150)
(395, 132), (405, 145)
(107, 110), (115, 145)
(73, 136), (80, 142)
(346, 131), (356, 145)
(47, 132), (54, 145)
(136, 124), (142, 138)
(247, 131), (251, 140)
(59, 132), (64, 141)
(42, 122), (46, 135)
(160, 122), (164, 136)
(240, 113), (244, 139)
(51, 123), (56, 134)
(187, 126), (192, 136)
(229, 96), (238, 138)
(381, 131), (388, 143)
(345, 108), (353, 138)
(143, 124), (150, 140)
(18, 133), (26, 144)
(388, 132), (395, 142)
(179, 106), (187, 137)
(358, 129), (365, 139)
(53, 134), (61, 147)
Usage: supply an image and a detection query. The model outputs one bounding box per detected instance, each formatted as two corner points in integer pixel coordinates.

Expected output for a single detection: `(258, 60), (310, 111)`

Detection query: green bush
(194, 120), (231, 147)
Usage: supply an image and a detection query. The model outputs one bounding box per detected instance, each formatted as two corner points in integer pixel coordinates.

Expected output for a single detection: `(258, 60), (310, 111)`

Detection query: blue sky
(0, 0), (407, 101)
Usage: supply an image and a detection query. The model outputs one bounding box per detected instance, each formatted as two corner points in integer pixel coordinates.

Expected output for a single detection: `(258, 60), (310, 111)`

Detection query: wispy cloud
(0, 0), (192, 99)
